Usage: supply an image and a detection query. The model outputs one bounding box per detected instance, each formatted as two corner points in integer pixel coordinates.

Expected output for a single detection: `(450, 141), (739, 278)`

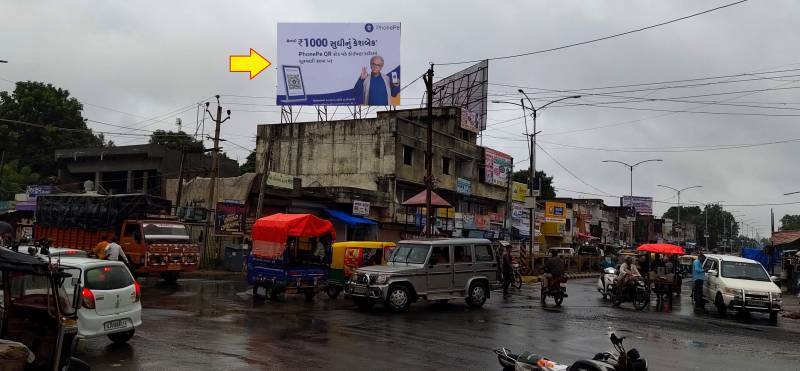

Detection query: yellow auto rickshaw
(326, 241), (396, 298)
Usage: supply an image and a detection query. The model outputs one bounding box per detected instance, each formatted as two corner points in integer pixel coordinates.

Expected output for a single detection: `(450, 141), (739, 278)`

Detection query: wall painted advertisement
(621, 196), (653, 216)
(484, 148), (512, 186)
(277, 22), (401, 106)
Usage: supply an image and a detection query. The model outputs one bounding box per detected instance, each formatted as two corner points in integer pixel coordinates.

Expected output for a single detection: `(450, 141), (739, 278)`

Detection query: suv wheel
(386, 285), (411, 312)
(466, 281), (487, 308)
(715, 292), (727, 317)
(108, 329), (135, 344)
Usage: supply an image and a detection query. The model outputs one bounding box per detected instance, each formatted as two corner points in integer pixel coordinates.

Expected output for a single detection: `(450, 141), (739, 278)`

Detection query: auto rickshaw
(0, 247), (90, 371)
(325, 241), (396, 299)
(679, 254), (697, 277)
(247, 214), (336, 302)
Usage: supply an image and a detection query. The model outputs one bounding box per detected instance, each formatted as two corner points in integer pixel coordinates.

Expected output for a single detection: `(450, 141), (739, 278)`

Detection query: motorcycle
(597, 267), (617, 300)
(541, 275), (567, 307)
(494, 333), (648, 371)
(610, 275), (650, 311)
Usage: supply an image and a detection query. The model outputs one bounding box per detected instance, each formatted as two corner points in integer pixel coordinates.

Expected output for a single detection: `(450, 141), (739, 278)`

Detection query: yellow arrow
(229, 48), (271, 79)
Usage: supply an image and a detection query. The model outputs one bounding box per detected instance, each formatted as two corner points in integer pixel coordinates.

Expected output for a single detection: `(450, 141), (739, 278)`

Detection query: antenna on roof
(176, 118), (182, 131)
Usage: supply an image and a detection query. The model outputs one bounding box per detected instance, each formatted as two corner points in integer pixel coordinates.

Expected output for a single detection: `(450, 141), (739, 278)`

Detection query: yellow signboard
(436, 208), (456, 218)
(511, 181), (528, 202)
(545, 201), (567, 223)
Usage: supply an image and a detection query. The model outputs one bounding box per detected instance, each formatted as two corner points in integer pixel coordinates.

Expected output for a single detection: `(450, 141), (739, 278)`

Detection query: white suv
(701, 254), (781, 322)
(60, 258), (142, 343)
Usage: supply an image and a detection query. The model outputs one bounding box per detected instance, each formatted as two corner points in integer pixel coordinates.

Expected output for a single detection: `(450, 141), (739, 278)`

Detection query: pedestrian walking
(502, 245), (514, 296)
(693, 251), (706, 310)
(104, 236), (129, 265)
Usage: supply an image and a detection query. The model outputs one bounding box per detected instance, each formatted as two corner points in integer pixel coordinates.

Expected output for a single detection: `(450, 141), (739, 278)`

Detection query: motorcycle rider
(616, 256), (641, 295)
(542, 249), (566, 296)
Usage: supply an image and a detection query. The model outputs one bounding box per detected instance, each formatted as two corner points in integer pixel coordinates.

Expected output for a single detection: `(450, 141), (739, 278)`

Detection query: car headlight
(771, 292), (782, 302)
(722, 287), (739, 295)
(375, 274), (390, 285)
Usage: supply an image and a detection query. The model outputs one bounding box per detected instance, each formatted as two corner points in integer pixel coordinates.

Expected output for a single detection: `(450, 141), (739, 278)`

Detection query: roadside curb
(180, 270), (244, 280)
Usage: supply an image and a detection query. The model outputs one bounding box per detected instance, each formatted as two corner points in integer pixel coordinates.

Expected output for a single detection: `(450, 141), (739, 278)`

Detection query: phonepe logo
(365, 23), (400, 32)
(364, 23), (374, 32)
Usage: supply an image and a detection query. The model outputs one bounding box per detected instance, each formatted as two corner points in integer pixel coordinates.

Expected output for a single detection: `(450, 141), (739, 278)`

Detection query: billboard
(511, 181), (528, 202)
(277, 22), (401, 106)
(215, 202), (246, 235)
(456, 178), (471, 195)
(432, 60), (488, 132)
(622, 196), (653, 216)
(484, 148), (512, 187)
(352, 200), (370, 216)
(545, 201), (567, 223)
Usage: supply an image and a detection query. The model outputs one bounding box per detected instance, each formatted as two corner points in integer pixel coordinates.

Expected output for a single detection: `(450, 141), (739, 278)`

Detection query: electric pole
(255, 127), (276, 219)
(422, 65), (434, 237)
(204, 96), (230, 263)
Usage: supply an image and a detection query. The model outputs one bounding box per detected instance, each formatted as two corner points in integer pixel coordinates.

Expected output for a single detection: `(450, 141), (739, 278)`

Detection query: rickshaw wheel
(326, 286), (341, 299)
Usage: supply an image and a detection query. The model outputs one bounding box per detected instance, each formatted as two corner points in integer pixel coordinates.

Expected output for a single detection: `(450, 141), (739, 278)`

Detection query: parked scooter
(597, 267), (617, 300)
(494, 333), (648, 371)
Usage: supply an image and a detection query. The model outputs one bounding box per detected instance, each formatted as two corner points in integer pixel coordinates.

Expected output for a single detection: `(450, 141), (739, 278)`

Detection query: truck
(34, 193), (199, 283)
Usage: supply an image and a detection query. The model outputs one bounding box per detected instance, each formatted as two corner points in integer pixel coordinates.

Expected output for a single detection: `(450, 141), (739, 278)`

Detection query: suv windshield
(142, 223), (189, 238)
(85, 265), (134, 290)
(721, 261), (770, 282)
(389, 244), (430, 264)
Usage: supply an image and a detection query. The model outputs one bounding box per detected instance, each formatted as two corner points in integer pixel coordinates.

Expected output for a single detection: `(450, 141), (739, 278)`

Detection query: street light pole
(602, 159), (663, 248)
(492, 93), (580, 261)
(657, 184), (702, 243)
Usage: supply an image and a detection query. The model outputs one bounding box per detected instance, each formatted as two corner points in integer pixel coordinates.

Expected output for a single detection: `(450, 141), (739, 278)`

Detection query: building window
(403, 145), (413, 166)
(442, 157), (451, 175)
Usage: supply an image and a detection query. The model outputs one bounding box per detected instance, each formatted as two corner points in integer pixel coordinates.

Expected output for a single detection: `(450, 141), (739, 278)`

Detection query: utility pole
(255, 127), (275, 219)
(175, 148), (186, 216)
(204, 96), (230, 264)
(422, 65), (434, 238)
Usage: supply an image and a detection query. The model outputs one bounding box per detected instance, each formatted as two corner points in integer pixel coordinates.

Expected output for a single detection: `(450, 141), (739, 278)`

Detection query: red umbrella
(637, 243), (685, 255)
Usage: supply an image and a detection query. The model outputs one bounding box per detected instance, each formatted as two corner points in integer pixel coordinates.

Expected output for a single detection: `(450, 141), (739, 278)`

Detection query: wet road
(80, 277), (800, 370)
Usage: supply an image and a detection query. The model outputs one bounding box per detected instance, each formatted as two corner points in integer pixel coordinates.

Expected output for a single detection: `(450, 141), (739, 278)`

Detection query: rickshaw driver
(616, 256), (641, 294)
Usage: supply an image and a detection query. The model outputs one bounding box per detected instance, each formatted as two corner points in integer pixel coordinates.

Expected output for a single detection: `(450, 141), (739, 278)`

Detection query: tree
(780, 214), (800, 231)
(511, 169), (555, 199)
(662, 205), (739, 249)
(0, 160), (41, 200)
(0, 81), (104, 177)
(149, 130), (204, 152)
(240, 152), (256, 174)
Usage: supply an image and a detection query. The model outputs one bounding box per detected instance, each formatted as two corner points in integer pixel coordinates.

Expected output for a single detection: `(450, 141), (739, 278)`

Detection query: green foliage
(511, 169), (555, 199)
(662, 205), (739, 249)
(0, 81), (104, 177)
(0, 160), (41, 200)
(780, 214), (800, 231)
(149, 130), (204, 152)
(240, 152), (256, 174)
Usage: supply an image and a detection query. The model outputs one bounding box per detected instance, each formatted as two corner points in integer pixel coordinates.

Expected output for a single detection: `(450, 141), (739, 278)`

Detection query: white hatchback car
(701, 254), (782, 322)
(60, 258), (142, 343)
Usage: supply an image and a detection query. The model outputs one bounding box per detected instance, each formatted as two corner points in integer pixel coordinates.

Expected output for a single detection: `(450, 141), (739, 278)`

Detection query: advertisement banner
(436, 208), (455, 218)
(484, 148), (512, 187)
(489, 212), (503, 223)
(545, 202), (566, 223)
(26, 185), (53, 199)
(432, 60), (488, 132)
(352, 200), (370, 216)
(456, 178), (471, 195)
(215, 202), (246, 235)
(462, 213), (475, 230)
(622, 196), (653, 216)
(475, 214), (489, 230)
(277, 22), (401, 106)
(511, 181), (528, 202)
(511, 202), (525, 219)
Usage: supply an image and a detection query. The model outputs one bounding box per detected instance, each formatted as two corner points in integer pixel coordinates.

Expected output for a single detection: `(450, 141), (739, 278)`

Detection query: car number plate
(168, 263), (182, 271)
(748, 300), (769, 307)
(352, 285), (367, 295)
(103, 319), (129, 331)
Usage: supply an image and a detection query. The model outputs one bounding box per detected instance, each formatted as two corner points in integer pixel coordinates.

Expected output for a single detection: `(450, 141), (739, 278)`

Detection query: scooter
(610, 275), (650, 311)
(541, 276), (567, 307)
(597, 267), (617, 300)
(494, 333), (648, 371)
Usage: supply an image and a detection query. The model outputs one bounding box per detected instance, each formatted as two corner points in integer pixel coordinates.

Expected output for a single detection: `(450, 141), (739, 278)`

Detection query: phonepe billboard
(277, 22), (401, 106)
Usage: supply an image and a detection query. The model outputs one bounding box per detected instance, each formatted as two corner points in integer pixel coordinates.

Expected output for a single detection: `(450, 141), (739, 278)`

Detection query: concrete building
(54, 144), (239, 197)
(255, 107), (511, 241)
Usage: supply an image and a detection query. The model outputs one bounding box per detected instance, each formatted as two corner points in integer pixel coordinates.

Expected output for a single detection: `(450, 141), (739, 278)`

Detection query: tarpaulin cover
(742, 248), (773, 270)
(324, 209), (377, 227)
(251, 214), (336, 259)
(36, 194), (172, 231)
(637, 243), (686, 255)
(401, 190), (452, 207)
(0, 247), (60, 275)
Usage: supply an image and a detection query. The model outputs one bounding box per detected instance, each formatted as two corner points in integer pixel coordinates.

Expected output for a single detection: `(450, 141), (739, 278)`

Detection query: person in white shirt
(104, 236), (129, 264)
(616, 256), (640, 294)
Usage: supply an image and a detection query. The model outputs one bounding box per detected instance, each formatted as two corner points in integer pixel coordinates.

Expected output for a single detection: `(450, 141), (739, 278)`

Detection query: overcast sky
(2, 0), (799, 238)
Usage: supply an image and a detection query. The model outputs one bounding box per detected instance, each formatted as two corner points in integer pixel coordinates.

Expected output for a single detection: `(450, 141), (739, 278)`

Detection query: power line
(534, 142), (615, 197)
(436, 0), (749, 65)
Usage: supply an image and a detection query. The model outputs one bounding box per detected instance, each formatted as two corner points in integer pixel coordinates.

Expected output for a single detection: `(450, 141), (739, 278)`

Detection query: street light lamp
(492, 93), (582, 260)
(688, 200), (725, 250)
(602, 159), (662, 248)
(657, 184), (702, 244)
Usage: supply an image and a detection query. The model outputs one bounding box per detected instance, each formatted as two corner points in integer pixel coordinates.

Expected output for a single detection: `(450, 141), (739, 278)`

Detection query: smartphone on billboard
(282, 65), (306, 103)
(391, 71), (399, 86)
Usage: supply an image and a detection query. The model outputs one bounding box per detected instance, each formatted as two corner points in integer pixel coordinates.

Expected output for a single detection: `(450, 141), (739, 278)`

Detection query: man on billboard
(354, 55), (400, 105)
